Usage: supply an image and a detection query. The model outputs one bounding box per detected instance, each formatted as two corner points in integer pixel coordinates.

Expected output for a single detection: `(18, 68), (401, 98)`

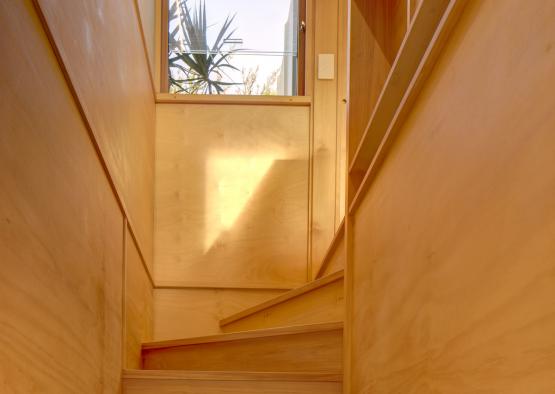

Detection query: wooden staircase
(123, 370), (342, 393)
(220, 270), (344, 332)
(123, 270), (345, 393)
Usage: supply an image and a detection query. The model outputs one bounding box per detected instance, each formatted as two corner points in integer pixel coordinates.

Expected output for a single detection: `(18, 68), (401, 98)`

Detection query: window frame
(159, 0), (307, 96)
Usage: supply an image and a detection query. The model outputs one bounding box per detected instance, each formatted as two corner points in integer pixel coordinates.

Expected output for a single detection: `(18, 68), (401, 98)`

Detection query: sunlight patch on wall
(204, 155), (275, 251)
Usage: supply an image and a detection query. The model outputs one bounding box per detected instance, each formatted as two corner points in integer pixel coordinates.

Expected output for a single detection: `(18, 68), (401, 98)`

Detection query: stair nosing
(123, 369), (343, 382)
(219, 269), (345, 327)
(142, 321), (343, 351)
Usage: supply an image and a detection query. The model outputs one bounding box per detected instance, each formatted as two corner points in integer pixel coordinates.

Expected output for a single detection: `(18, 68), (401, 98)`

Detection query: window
(163, 0), (305, 96)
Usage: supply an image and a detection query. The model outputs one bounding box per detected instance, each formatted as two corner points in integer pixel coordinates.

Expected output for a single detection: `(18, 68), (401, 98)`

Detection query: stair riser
(143, 329), (342, 372)
(222, 280), (344, 332)
(124, 379), (342, 393)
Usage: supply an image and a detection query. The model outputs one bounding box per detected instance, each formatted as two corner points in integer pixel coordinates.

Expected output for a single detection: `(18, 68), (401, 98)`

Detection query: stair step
(142, 322), (343, 373)
(220, 270), (344, 332)
(123, 370), (342, 393)
(123, 369), (342, 382)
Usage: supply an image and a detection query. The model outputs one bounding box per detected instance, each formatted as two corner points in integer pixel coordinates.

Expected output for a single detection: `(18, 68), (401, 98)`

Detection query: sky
(202, 0), (295, 53)
(170, 0), (297, 94)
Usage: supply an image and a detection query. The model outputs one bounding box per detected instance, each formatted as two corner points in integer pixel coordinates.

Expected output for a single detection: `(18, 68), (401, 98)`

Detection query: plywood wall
(348, 0), (555, 391)
(320, 236), (345, 278)
(155, 103), (310, 288)
(0, 1), (124, 391)
(153, 288), (284, 340)
(125, 226), (154, 369)
(0, 0), (155, 391)
(35, 0), (156, 271)
(135, 0), (157, 79)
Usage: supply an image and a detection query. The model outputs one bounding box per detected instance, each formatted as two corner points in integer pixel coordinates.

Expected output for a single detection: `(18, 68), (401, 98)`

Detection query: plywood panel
(348, 0), (390, 163)
(313, 220), (345, 278)
(153, 288), (284, 340)
(348, 0), (408, 163)
(388, 0), (409, 60)
(222, 279), (344, 332)
(136, 0), (156, 79)
(0, 1), (123, 391)
(350, 0), (555, 392)
(124, 380), (341, 393)
(125, 226), (153, 369)
(124, 371), (342, 394)
(143, 324), (343, 372)
(409, 0), (424, 22)
(155, 104), (310, 287)
(348, 0), (454, 200)
(35, 0), (156, 270)
(125, 380), (340, 394)
(321, 235), (345, 277)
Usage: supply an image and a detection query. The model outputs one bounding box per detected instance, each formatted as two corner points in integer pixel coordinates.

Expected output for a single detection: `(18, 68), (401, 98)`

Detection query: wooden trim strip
(155, 281), (298, 291)
(143, 321), (343, 350)
(160, 0), (169, 92)
(123, 370), (342, 382)
(314, 219), (345, 279)
(132, 0), (156, 97)
(297, 0), (308, 95)
(31, 0), (155, 288)
(121, 218), (129, 366)
(220, 270), (345, 327)
(349, 0), (468, 214)
(348, 0), (451, 177)
(156, 93), (312, 106)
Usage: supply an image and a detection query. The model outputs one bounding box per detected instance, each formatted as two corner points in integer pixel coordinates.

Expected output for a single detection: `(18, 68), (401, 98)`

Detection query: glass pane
(168, 0), (299, 95)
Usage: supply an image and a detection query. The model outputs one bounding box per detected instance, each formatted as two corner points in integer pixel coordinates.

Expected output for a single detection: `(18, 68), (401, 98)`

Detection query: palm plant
(168, 0), (240, 94)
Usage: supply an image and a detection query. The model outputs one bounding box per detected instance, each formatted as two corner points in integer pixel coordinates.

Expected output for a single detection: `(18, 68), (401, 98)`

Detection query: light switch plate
(318, 54), (335, 80)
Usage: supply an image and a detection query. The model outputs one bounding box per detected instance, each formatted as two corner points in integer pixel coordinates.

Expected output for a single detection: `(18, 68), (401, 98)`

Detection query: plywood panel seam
(31, 0), (155, 287)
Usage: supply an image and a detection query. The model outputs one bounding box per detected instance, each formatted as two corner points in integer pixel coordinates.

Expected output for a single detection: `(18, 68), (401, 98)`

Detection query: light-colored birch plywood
(153, 288), (285, 340)
(35, 0), (156, 271)
(125, 226), (154, 369)
(0, 1), (124, 391)
(143, 322), (343, 373)
(319, 235), (345, 278)
(123, 370), (342, 394)
(350, 0), (555, 392)
(221, 271), (344, 332)
(348, 0), (407, 164)
(155, 104), (310, 288)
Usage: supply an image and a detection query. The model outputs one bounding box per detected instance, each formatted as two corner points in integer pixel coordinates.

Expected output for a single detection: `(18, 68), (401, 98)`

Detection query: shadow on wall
(202, 157), (308, 280)
(154, 104), (310, 287)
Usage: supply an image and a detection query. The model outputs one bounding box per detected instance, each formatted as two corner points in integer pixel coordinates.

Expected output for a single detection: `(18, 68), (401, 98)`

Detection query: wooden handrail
(348, 0), (468, 214)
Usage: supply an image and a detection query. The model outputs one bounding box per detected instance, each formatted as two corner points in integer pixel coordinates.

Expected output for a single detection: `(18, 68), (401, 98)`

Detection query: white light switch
(318, 54), (335, 80)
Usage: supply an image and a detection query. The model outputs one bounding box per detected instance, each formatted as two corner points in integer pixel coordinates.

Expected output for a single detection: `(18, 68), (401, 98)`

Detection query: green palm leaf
(168, 0), (240, 94)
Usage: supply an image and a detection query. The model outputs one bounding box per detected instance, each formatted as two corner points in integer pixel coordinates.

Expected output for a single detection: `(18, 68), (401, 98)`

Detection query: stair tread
(123, 369), (342, 382)
(220, 270), (345, 327)
(143, 321), (343, 350)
